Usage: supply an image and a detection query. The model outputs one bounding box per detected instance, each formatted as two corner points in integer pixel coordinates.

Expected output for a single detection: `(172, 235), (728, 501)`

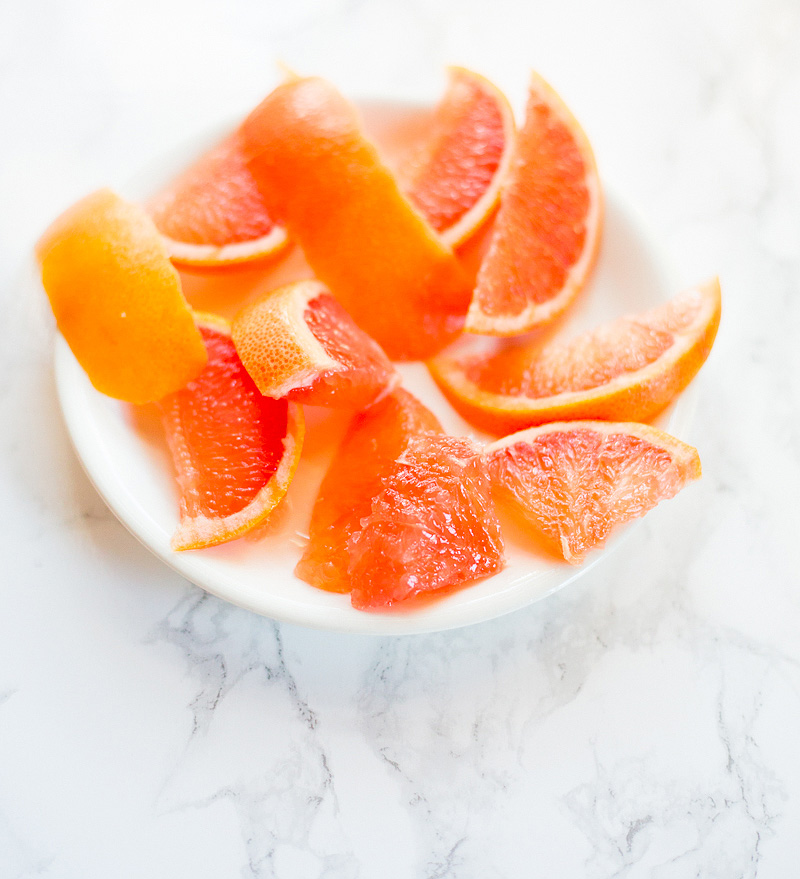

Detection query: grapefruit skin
(295, 388), (443, 594)
(347, 435), (505, 610)
(240, 76), (472, 361)
(429, 279), (721, 435)
(485, 421), (701, 564)
(37, 189), (207, 404)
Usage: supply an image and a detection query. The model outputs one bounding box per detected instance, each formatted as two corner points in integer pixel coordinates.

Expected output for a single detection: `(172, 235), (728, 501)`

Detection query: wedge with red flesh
(347, 434), (505, 610)
(159, 313), (304, 550)
(485, 421), (701, 564)
(232, 279), (397, 410)
(295, 388), (443, 593)
(399, 66), (515, 248)
(466, 71), (603, 335)
(429, 279), (721, 435)
(147, 132), (288, 267)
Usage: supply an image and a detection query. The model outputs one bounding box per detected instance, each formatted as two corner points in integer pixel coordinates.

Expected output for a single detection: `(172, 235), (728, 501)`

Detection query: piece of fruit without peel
(37, 189), (207, 403)
(485, 421), (701, 564)
(466, 71), (603, 335)
(347, 434), (505, 610)
(232, 279), (397, 410)
(147, 133), (289, 267)
(295, 388), (443, 594)
(159, 313), (304, 550)
(429, 278), (721, 435)
(240, 76), (472, 361)
(399, 66), (515, 248)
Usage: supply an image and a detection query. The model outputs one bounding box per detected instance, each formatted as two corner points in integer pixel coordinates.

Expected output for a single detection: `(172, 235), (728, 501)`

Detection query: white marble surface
(2, 0), (800, 875)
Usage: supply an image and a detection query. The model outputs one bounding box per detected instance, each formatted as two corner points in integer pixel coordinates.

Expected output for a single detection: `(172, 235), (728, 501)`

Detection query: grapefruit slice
(347, 435), (505, 610)
(239, 76), (472, 361)
(295, 388), (442, 593)
(146, 132), (289, 268)
(37, 188), (207, 403)
(231, 279), (397, 409)
(159, 313), (304, 550)
(485, 421), (701, 564)
(429, 279), (721, 435)
(466, 72), (603, 335)
(399, 66), (515, 248)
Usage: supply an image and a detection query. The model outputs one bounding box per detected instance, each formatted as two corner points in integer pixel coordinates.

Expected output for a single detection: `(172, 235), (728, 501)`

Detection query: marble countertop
(2, 0), (799, 875)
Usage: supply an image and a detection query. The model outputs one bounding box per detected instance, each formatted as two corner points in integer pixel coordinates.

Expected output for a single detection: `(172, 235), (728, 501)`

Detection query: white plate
(53, 115), (694, 635)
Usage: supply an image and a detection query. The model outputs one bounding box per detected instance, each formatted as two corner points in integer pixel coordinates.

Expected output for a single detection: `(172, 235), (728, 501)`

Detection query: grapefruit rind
(465, 71), (604, 336)
(37, 188), (207, 404)
(239, 76), (472, 361)
(429, 279), (721, 435)
(161, 225), (289, 268)
(232, 280), (344, 399)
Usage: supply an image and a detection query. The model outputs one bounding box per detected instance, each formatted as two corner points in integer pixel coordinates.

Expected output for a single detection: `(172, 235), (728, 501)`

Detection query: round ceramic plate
(53, 112), (695, 635)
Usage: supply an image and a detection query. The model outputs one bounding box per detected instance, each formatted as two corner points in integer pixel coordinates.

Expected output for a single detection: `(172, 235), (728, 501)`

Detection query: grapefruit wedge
(232, 280), (397, 410)
(295, 388), (442, 594)
(399, 66), (515, 248)
(485, 421), (701, 564)
(147, 132), (289, 268)
(429, 279), (721, 435)
(347, 434), (505, 610)
(239, 76), (472, 360)
(466, 72), (603, 335)
(159, 313), (304, 550)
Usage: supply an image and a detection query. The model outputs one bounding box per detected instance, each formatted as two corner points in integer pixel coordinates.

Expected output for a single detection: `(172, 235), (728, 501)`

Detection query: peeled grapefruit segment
(429, 279), (721, 435)
(399, 66), (515, 248)
(146, 133), (289, 267)
(295, 388), (442, 594)
(240, 76), (472, 361)
(485, 421), (701, 564)
(37, 188), (207, 403)
(232, 279), (397, 409)
(347, 435), (505, 610)
(466, 72), (603, 335)
(159, 313), (304, 550)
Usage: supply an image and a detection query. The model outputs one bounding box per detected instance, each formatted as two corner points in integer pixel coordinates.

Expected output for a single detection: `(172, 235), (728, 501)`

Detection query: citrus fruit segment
(146, 133), (289, 267)
(466, 72), (603, 335)
(295, 388), (443, 593)
(485, 421), (701, 564)
(159, 313), (304, 550)
(239, 76), (472, 361)
(399, 66), (515, 248)
(231, 279), (397, 409)
(429, 279), (721, 435)
(37, 189), (207, 403)
(347, 435), (505, 610)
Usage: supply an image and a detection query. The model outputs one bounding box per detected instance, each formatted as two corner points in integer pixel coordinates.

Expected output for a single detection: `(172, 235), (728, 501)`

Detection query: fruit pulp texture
(293, 292), (395, 408)
(404, 72), (507, 233)
(487, 428), (685, 563)
(295, 388), (443, 593)
(347, 435), (505, 610)
(160, 326), (288, 520)
(469, 292), (703, 396)
(240, 77), (472, 360)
